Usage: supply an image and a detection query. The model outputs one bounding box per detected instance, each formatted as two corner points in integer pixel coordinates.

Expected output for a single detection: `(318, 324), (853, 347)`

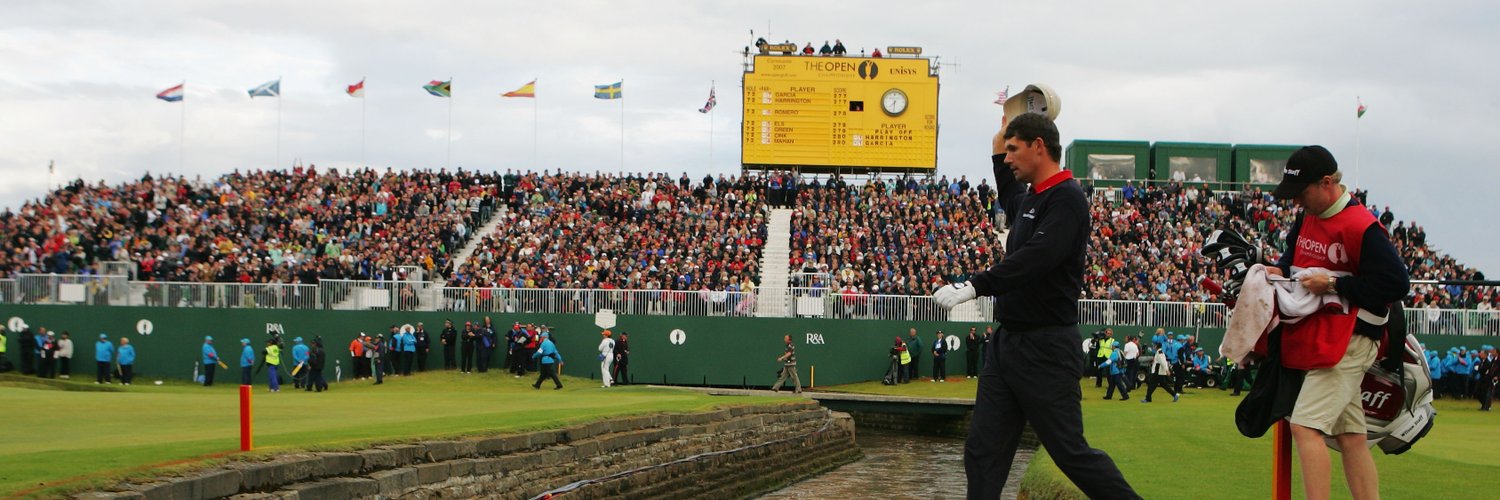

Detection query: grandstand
(1, 151), (1494, 335)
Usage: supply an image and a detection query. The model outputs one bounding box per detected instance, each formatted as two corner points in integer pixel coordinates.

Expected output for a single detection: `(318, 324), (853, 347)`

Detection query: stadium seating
(1, 167), (494, 288)
(3, 168), (1488, 311)
(446, 171), (767, 294)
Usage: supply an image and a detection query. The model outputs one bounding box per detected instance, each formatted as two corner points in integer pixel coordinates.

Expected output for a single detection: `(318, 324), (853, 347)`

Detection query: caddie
(1266, 145), (1409, 500)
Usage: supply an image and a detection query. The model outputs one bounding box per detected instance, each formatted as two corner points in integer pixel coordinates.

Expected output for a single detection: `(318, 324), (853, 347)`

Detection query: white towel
(1277, 267), (1351, 322)
(1219, 265), (1354, 365)
(1221, 264), (1275, 365)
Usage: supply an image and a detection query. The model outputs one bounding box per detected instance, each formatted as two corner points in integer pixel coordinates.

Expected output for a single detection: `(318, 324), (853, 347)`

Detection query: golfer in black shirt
(934, 113), (1139, 499)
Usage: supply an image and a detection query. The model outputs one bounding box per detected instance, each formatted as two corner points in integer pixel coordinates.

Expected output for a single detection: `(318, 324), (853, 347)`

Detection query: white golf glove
(932, 281), (977, 310)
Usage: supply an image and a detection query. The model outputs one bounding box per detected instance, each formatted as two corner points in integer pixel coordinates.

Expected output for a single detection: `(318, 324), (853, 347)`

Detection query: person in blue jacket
(290, 337), (310, 389)
(202, 336), (219, 386)
(116, 337), (136, 385)
(1102, 348), (1130, 401)
(401, 328), (418, 376)
(1190, 348), (1213, 388)
(239, 338), (256, 385)
(1426, 346), (1443, 400)
(531, 332), (564, 390)
(94, 333), (114, 384)
(1448, 347), (1472, 398)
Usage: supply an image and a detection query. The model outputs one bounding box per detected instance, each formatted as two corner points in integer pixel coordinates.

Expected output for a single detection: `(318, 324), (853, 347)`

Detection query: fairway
(0, 372), (787, 497)
(823, 377), (1500, 499)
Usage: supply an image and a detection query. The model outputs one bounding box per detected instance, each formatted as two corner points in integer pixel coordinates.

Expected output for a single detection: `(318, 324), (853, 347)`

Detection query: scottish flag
(248, 79), (280, 98)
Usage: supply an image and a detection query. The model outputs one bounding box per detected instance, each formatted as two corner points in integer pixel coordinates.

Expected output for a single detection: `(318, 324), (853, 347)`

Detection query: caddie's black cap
(1273, 145), (1338, 200)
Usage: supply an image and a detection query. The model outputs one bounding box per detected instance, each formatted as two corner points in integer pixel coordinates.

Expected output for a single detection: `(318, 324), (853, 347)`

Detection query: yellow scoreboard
(742, 55), (938, 171)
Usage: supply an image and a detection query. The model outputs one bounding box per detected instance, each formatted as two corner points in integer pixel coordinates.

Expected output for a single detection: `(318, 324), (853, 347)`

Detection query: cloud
(1, 0), (1496, 274)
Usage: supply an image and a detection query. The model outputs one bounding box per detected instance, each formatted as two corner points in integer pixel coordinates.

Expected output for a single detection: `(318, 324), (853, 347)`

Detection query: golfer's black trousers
(965, 325), (1139, 499)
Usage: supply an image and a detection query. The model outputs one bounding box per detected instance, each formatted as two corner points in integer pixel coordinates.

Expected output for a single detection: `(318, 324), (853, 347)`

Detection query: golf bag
(1326, 304), (1436, 455)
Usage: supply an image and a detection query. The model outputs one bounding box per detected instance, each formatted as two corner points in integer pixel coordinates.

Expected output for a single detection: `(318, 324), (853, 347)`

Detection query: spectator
(1141, 343), (1178, 403)
(117, 337), (136, 385)
(56, 331), (73, 379)
(598, 330), (615, 388)
(819, 41), (833, 56)
(239, 338), (255, 385)
(832, 39), (847, 56)
(201, 336), (219, 386)
(932, 331), (948, 382)
(38, 331), (57, 378)
(612, 331), (630, 385)
(965, 327), (980, 379)
(531, 332), (563, 390)
(94, 333), (113, 384)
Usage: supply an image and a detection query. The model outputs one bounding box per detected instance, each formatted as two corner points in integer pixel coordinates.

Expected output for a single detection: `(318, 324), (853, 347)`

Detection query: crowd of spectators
(448, 171), (768, 304)
(1081, 180), (1493, 311)
(1, 166), (494, 300)
(788, 173), (1002, 298)
(3, 164), (1492, 314)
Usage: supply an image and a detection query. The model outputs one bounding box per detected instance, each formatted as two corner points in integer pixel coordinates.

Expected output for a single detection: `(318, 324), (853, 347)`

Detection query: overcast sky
(2, 0), (1495, 275)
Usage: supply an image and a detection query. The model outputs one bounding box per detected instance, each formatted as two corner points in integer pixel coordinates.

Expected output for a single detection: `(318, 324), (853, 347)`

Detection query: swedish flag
(594, 81), (622, 99)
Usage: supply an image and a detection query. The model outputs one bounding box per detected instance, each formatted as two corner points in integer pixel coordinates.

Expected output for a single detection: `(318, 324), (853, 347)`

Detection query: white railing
(3, 273), (1496, 334)
(0, 278), (16, 304)
(320, 279), (430, 311)
(1079, 300), (1228, 330)
(436, 288), (760, 317)
(1404, 308), (1500, 337)
(132, 281), (319, 309)
(14, 274), (131, 305)
(784, 287), (993, 322)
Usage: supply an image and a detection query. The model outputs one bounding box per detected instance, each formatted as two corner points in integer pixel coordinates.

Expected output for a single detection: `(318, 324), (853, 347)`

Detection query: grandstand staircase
(330, 207), (509, 311)
(754, 208), (796, 318)
(446, 206), (510, 278)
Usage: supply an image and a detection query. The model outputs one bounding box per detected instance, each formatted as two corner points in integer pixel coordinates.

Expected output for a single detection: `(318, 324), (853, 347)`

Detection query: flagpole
(619, 78), (625, 174)
(276, 76), (283, 169)
(1354, 97), (1362, 190)
(537, 76), (543, 169)
(709, 80), (715, 168)
(447, 77), (453, 170)
(179, 82), (186, 172)
(360, 76), (367, 168)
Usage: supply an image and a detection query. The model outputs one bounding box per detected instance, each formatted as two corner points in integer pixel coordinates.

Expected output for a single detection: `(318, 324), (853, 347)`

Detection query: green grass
(818, 376), (981, 398)
(0, 372), (788, 498)
(822, 377), (1500, 499)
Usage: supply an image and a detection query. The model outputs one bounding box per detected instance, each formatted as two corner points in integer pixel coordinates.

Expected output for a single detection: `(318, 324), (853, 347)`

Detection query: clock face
(881, 88), (908, 116)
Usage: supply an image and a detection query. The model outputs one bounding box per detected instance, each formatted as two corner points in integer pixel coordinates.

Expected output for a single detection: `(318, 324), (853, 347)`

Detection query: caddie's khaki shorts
(1290, 335), (1379, 436)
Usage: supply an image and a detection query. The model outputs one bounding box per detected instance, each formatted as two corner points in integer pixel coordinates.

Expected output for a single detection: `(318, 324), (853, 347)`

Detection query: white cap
(1004, 84), (1062, 124)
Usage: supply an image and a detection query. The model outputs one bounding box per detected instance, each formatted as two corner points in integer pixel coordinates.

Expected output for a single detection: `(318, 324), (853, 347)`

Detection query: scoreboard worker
(1267, 145), (1408, 500)
(933, 112), (1139, 499)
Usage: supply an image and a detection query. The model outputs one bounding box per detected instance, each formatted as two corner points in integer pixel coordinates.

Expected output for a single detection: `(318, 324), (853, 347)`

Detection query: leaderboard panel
(742, 55), (938, 171)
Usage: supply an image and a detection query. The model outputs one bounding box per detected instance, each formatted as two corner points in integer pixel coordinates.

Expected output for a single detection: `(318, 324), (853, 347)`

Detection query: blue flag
(594, 81), (622, 99)
(248, 79), (281, 98)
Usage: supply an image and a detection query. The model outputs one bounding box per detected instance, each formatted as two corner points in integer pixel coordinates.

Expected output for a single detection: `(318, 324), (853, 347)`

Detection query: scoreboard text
(742, 55), (938, 170)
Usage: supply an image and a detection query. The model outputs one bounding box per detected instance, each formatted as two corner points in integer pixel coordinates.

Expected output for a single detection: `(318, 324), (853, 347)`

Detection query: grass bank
(0, 372), (787, 497)
(821, 376), (1500, 498)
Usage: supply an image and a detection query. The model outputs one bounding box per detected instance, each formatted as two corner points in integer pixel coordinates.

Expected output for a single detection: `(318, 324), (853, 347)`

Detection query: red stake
(1272, 419), (1291, 500)
(239, 384), (253, 451)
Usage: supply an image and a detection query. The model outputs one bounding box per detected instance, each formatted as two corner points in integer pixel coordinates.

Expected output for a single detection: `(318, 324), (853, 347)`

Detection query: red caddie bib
(1281, 202), (1378, 370)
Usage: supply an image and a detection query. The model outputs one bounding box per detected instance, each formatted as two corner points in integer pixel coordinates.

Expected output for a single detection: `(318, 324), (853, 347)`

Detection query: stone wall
(842, 409), (973, 438)
(75, 400), (858, 500)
